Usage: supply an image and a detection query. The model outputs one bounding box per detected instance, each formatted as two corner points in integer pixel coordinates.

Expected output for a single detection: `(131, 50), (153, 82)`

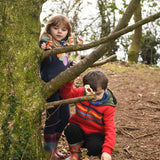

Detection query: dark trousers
(44, 91), (70, 134)
(64, 123), (105, 156)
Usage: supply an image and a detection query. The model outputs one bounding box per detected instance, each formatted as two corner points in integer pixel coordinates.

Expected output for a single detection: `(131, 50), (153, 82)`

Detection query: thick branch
(45, 95), (96, 109)
(45, 0), (143, 98)
(41, 12), (160, 60)
(113, 0), (141, 32)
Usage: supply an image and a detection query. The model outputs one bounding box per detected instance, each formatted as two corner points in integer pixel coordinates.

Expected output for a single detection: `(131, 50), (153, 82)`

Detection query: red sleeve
(102, 106), (116, 154)
(60, 81), (85, 99)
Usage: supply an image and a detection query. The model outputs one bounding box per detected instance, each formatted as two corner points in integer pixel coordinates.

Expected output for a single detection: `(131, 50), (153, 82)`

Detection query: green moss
(0, 0), (45, 158)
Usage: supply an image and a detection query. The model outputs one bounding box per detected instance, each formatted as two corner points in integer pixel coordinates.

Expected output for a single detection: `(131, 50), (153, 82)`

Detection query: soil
(50, 62), (160, 160)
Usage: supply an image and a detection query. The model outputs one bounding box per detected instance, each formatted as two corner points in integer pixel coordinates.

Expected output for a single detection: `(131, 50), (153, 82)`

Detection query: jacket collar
(89, 92), (108, 106)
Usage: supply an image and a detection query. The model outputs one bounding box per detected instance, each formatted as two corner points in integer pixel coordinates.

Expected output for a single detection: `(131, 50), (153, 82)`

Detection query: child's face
(92, 86), (106, 102)
(50, 24), (68, 41)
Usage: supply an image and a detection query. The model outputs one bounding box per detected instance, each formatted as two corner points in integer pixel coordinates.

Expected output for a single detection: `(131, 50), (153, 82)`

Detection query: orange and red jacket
(60, 82), (118, 154)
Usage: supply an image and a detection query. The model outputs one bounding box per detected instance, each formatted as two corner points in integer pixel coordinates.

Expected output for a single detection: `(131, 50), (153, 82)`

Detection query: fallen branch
(45, 94), (96, 110)
(135, 131), (158, 139)
(117, 128), (135, 139)
(116, 126), (140, 131)
(147, 100), (159, 105)
(149, 150), (160, 155)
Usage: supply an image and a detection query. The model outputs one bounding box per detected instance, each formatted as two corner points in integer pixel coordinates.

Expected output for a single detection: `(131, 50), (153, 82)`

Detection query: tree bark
(0, 0), (45, 158)
(128, 4), (142, 62)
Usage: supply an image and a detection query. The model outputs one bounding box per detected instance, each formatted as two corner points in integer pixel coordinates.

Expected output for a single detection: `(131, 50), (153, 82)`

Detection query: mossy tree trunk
(128, 3), (142, 63)
(0, 0), (46, 159)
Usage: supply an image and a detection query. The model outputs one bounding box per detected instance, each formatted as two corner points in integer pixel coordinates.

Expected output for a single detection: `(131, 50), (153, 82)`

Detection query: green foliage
(140, 31), (160, 64)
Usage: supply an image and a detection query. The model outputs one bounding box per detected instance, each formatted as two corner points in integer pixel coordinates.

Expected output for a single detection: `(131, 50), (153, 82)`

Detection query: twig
(116, 126), (140, 131)
(125, 115), (143, 120)
(123, 146), (136, 160)
(135, 131), (158, 139)
(149, 150), (160, 155)
(147, 100), (159, 105)
(45, 95), (96, 110)
(117, 128), (135, 139)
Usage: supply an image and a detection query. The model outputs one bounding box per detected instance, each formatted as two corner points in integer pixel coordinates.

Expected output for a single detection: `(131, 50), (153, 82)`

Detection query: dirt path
(58, 62), (160, 160)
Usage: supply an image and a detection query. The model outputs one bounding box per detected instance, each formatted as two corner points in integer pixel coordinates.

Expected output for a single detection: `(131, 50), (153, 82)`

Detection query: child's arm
(60, 81), (85, 99)
(102, 106), (116, 157)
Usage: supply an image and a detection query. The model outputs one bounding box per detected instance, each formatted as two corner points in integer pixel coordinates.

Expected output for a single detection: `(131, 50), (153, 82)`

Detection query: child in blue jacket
(39, 14), (73, 160)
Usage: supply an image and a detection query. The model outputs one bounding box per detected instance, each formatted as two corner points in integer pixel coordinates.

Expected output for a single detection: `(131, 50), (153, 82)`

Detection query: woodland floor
(43, 62), (160, 160)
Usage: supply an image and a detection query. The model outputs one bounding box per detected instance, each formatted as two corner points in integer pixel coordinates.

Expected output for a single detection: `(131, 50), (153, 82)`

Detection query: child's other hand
(84, 85), (95, 95)
(72, 60), (77, 65)
(41, 42), (47, 50)
(101, 152), (111, 160)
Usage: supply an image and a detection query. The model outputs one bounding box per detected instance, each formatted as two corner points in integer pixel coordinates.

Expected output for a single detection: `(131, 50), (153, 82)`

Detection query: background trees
(140, 31), (160, 64)
(40, 0), (160, 64)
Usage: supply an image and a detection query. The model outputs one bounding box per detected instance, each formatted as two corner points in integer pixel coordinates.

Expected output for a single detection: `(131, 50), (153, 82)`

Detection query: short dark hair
(83, 70), (108, 91)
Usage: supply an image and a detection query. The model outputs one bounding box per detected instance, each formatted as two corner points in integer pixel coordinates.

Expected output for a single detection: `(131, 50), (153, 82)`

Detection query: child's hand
(101, 152), (111, 160)
(41, 42), (47, 50)
(77, 37), (84, 44)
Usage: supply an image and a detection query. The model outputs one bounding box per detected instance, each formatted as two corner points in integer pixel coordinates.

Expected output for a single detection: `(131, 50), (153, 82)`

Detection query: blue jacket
(40, 36), (70, 83)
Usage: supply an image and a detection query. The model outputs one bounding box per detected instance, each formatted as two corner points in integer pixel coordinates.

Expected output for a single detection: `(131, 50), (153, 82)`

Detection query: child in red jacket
(60, 70), (117, 160)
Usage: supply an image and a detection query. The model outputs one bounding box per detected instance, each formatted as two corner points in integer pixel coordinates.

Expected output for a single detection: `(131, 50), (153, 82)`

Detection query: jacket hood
(103, 89), (117, 106)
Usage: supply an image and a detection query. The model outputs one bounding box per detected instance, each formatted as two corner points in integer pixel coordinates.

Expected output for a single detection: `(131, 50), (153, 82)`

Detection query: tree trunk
(0, 0), (45, 159)
(128, 3), (142, 62)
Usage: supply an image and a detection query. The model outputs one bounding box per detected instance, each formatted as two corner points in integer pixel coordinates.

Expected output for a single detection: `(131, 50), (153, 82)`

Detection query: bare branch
(91, 54), (117, 67)
(45, 94), (96, 109)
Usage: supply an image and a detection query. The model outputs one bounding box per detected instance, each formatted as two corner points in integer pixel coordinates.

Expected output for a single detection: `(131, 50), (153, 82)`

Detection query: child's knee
(64, 123), (81, 136)
(64, 123), (84, 144)
(87, 143), (102, 156)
